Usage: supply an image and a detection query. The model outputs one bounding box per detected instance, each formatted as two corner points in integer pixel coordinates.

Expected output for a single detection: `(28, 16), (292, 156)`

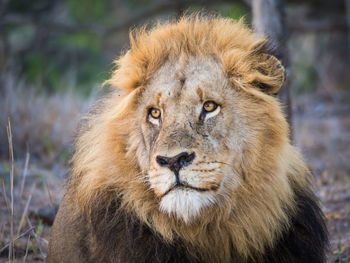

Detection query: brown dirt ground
(294, 92), (350, 263)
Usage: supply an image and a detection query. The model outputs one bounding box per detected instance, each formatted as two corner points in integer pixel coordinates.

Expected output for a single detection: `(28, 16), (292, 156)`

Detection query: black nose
(156, 152), (195, 176)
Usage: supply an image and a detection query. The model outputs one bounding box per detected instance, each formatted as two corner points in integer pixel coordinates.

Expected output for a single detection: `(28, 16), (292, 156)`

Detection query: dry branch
(25, 216), (45, 259)
(6, 118), (15, 262)
(1, 179), (9, 213)
(19, 151), (30, 199)
(23, 234), (31, 263)
(17, 183), (35, 236)
(0, 227), (34, 254)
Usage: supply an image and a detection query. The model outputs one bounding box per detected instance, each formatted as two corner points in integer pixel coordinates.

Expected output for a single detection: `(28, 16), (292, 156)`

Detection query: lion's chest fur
(48, 186), (327, 263)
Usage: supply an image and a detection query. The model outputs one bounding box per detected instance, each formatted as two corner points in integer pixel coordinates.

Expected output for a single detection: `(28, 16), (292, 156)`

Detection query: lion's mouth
(161, 182), (219, 198)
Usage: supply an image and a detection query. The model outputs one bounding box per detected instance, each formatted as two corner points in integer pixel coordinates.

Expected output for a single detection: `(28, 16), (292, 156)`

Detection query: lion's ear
(253, 54), (285, 95)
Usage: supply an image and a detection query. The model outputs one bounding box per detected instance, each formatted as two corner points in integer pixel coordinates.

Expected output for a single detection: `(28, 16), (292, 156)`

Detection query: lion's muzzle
(156, 151), (195, 184)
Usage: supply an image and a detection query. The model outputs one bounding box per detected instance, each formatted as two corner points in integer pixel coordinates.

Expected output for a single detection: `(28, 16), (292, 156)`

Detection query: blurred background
(0, 0), (349, 262)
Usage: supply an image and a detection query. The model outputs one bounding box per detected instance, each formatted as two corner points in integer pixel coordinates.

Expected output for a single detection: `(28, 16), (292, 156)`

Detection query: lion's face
(134, 56), (252, 222)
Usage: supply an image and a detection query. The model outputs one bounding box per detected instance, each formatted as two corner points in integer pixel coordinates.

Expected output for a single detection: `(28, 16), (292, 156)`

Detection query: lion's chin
(159, 188), (216, 224)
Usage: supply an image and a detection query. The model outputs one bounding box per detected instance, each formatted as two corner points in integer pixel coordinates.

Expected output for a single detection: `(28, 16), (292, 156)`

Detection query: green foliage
(4, 0), (251, 96)
(23, 52), (45, 84)
(35, 219), (43, 236)
(77, 58), (107, 88)
(28, 239), (35, 254)
(20, 30), (108, 93)
(291, 61), (319, 94)
(23, 52), (62, 93)
(41, 132), (56, 155)
(124, 0), (153, 10)
(58, 150), (70, 164)
(27, 219), (43, 254)
(65, 0), (113, 24)
(7, 24), (35, 51)
(8, 0), (53, 13)
(60, 32), (101, 54)
(188, 3), (250, 23)
(0, 162), (10, 174)
(218, 3), (250, 22)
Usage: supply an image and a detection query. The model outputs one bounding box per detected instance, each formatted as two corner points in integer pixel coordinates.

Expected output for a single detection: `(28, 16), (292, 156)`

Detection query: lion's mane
(48, 15), (328, 263)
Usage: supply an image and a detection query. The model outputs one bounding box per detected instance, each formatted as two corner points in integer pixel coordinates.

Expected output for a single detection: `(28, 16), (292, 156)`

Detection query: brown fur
(47, 15), (324, 263)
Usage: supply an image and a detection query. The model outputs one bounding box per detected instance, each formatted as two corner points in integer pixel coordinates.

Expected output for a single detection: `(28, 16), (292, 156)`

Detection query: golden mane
(68, 15), (313, 262)
(106, 14), (284, 94)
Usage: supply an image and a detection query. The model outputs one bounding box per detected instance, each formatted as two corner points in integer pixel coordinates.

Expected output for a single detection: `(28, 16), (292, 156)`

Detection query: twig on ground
(17, 183), (35, 236)
(39, 237), (48, 246)
(0, 224), (4, 244)
(45, 181), (54, 208)
(0, 227), (34, 254)
(23, 234), (31, 263)
(25, 215), (45, 259)
(20, 151), (30, 198)
(7, 118), (15, 262)
(1, 179), (10, 213)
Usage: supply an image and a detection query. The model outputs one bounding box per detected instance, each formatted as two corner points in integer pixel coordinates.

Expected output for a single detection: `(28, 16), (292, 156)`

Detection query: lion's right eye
(200, 101), (220, 121)
(149, 108), (161, 119)
(203, 101), (218, 112)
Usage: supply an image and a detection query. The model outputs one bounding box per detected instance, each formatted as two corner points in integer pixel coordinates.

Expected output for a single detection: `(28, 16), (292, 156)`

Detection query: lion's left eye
(203, 101), (218, 112)
(149, 108), (161, 119)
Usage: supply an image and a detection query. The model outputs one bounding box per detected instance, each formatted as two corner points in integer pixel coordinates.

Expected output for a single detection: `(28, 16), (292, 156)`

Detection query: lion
(47, 15), (328, 263)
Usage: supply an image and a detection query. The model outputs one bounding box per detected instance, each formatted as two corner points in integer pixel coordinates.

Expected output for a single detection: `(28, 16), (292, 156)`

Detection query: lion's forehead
(145, 56), (228, 106)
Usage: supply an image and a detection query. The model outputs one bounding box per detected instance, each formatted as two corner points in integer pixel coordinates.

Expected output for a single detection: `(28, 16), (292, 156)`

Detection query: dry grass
(0, 74), (94, 164)
(0, 119), (62, 262)
(7, 119), (15, 262)
(0, 77), (95, 262)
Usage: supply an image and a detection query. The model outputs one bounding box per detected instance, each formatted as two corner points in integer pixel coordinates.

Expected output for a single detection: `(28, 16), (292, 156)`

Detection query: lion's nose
(156, 152), (195, 177)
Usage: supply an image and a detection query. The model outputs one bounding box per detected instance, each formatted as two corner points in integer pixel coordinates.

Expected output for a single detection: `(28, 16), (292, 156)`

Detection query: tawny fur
(48, 15), (326, 263)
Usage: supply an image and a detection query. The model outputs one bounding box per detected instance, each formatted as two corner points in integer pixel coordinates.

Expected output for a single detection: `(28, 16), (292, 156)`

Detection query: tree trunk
(346, 0), (350, 60)
(252, 0), (293, 137)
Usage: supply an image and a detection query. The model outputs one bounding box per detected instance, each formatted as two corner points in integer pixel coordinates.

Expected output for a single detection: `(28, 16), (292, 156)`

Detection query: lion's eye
(149, 108), (161, 119)
(203, 101), (217, 112)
